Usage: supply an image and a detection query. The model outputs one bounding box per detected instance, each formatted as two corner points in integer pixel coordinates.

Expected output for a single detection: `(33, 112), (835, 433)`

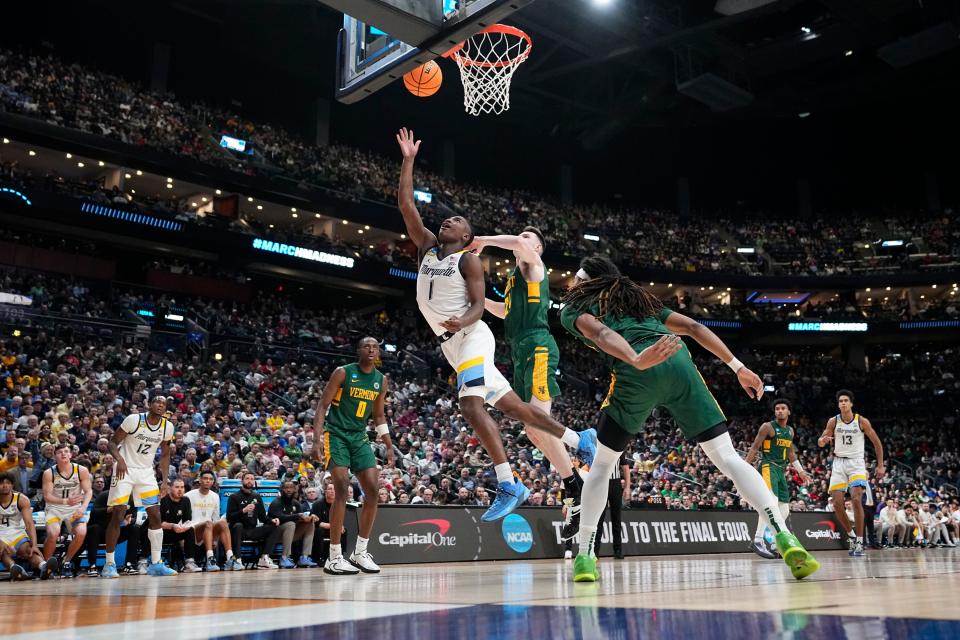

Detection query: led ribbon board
(788, 322), (867, 332)
(252, 238), (354, 268)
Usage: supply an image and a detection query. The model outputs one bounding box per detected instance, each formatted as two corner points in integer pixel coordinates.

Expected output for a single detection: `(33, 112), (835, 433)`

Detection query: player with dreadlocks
(560, 255), (819, 583)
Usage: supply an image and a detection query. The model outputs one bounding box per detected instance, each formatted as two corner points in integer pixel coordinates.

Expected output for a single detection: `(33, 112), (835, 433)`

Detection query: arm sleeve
(559, 306), (586, 341)
(256, 497), (268, 523)
(657, 307), (673, 323)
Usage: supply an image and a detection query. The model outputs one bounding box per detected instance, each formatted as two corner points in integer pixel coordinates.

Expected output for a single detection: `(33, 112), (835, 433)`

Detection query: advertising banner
(368, 506), (845, 564)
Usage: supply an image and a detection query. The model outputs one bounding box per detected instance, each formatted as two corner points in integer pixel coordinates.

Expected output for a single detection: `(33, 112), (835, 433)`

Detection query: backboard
(329, 0), (535, 104)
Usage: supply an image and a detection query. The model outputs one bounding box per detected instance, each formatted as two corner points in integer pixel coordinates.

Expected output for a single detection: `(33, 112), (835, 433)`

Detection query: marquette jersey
(833, 413), (865, 458)
(327, 363), (384, 434)
(51, 464), (83, 501)
(416, 247), (471, 336)
(761, 422), (794, 465)
(0, 492), (24, 532)
(503, 267), (550, 341)
(118, 413), (174, 469)
(185, 489), (221, 524)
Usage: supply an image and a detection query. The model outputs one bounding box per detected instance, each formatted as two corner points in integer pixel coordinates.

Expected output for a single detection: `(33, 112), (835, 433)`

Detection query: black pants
(85, 523), (142, 568)
(230, 523), (282, 558)
(595, 478), (624, 556)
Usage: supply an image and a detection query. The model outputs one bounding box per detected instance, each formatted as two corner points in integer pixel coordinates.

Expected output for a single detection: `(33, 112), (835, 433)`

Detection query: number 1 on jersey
(428, 280), (434, 301)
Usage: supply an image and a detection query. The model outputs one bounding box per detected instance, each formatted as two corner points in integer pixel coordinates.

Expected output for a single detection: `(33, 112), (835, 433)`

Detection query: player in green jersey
(560, 256), (819, 582)
(314, 337), (395, 575)
(474, 227), (585, 539)
(745, 399), (810, 559)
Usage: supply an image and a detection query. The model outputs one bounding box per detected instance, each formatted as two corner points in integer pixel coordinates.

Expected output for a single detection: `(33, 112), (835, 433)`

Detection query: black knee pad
(694, 421), (729, 443)
(596, 413), (633, 452)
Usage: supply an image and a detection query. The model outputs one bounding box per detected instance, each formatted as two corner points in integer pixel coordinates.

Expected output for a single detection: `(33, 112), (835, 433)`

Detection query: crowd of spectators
(2, 47), (958, 278)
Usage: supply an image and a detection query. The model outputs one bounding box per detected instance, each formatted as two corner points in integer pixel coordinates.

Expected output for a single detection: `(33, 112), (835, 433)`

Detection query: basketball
(403, 61), (443, 98)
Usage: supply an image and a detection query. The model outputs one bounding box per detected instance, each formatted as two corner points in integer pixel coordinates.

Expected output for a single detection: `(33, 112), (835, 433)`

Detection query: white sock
(329, 543), (342, 560)
(495, 462), (514, 484)
(561, 428), (581, 449)
(578, 525), (598, 556)
(779, 502), (791, 524)
(148, 528), (164, 564)
(699, 433), (787, 534)
(356, 537), (368, 555)
(106, 551), (115, 566)
(206, 550), (214, 559)
(577, 443), (620, 555)
(226, 550), (234, 560)
(754, 513), (767, 542)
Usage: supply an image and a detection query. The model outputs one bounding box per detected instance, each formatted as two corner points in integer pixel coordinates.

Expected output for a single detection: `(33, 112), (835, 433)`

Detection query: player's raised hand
(467, 237), (487, 254)
(396, 127), (422, 159)
(737, 366), (764, 400)
(633, 335), (682, 370)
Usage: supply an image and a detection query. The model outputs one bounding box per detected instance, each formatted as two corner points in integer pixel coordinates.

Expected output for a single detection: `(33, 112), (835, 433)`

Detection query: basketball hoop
(444, 24), (532, 116)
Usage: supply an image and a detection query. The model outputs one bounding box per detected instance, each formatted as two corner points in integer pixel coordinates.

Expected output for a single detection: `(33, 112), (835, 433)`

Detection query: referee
(594, 452), (631, 559)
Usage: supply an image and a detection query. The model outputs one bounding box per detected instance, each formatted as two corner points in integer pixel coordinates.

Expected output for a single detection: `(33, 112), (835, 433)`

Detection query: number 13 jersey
(833, 413), (864, 459)
(118, 413), (174, 469)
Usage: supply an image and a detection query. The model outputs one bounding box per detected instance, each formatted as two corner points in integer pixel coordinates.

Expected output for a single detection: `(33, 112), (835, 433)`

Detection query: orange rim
(442, 24), (532, 69)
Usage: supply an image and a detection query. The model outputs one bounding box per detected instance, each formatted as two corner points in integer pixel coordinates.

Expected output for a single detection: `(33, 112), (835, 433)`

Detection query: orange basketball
(403, 61), (443, 97)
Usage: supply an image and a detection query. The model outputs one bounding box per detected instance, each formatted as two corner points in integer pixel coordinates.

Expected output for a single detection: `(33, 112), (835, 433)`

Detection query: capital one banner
(368, 506), (845, 564)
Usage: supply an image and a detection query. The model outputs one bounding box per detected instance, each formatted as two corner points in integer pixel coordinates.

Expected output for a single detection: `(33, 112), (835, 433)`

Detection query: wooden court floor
(1, 549), (958, 639)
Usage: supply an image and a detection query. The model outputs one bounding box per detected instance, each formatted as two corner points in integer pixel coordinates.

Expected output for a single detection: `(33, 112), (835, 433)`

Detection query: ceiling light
(269, 224), (274, 228)
(885, 286), (891, 291)
(845, 50), (853, 57)
(369, 245), (374, 249)
(364, 225), (370, 230)
(257, 205), (263, 210)
(358, 229), (364, 234)
(247, 197), (253, 202)
(166, 184), (173, 189)
(1, 138), (8, 144)
(932, 284), (937, 289)
(400, 234), (406, 239)
(649, 282), (654, 286)
(798, 112), (811, 118)
(865, 288), (871, 292)
(28, 150), (36, 156)
(190, 202), (198, 207)
(215, 189), (222, 195)
(801, 27), (811, 34)
(342, 219), (348, 225)
(314, 213), (320, 218)
(291, 208), (297, 213)
(201, 197), (208, 202)
(167, 177), (173, 183)
(136, 170), (143, 176)
(77, 162), (85, 168)
(291, 213), (298, 218)
(124, 173), (132, 179)
(66, 153), (72, 159)
(98, 161), (105, 167)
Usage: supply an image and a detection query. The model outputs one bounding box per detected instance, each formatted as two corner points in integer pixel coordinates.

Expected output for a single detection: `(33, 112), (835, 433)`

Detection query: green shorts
(323, 429), (376, 472)
(761, 463), (791, 503)
(602, 344), (726, 439)
(511, 332), (561, 402)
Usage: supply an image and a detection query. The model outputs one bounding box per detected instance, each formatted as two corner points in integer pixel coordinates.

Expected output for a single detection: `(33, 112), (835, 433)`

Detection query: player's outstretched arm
(474, 235), (542, 266)
(746, 423), (774, 465)
(664, 311), (764, 400)
(395, 127), (438, 253)
(574, 312), (681, 370)
(860, 416), (885, 479)
(484, 298), (506, 319)
(818, 417), (837, 448)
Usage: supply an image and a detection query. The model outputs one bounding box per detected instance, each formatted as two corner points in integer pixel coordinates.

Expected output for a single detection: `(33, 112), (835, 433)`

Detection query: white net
(448, 26), (532, 116)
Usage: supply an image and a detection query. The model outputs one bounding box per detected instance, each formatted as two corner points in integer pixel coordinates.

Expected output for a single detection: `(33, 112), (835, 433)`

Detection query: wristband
(376, 423), (390, 437)
(575, 269), (590, 281)
(791, 460), (805, 473)
(725, 357), (744, 373)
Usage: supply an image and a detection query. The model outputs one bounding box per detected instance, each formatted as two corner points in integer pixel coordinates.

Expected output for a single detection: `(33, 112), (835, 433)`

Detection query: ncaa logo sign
(501, 514), (533, 553)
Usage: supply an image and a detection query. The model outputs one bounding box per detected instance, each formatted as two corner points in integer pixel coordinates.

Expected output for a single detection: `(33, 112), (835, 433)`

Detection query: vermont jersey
(503, 267), (550, 340)
(416, 247), (471, 336)
(327, 363), (384, 434)
(118, 413), (174, 469)
(833, 413), (865, 459)
(762, 423), (794, 466)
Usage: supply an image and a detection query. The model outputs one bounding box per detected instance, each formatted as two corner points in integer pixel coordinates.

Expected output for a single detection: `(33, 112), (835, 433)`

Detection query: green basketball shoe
(775, 531), (820, 580)
(573, 554), (599, 583)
